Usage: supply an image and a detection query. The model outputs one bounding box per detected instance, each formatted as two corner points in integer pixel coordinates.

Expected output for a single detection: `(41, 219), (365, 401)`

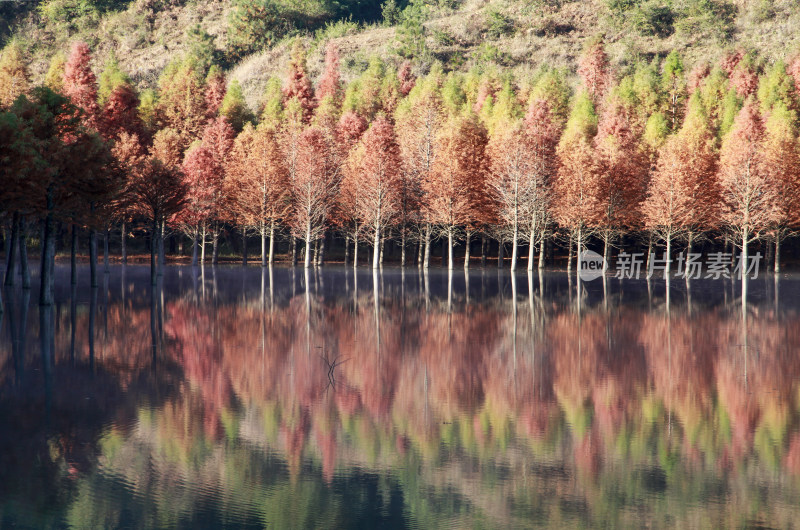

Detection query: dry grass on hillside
(13, 0), (800, 115)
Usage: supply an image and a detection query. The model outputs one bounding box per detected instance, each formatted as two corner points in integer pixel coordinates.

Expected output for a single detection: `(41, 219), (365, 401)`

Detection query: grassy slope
(7, 0), (800, 111)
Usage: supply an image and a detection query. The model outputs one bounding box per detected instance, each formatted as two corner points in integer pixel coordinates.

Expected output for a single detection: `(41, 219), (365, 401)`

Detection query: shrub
(485, 8), (514, 38)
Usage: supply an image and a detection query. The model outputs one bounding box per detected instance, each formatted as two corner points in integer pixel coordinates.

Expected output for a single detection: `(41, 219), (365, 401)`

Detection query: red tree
(762, 104), (800, 272)
(398, 60), (416, 96)
(102, 83), (145, 141)
(426, 113), (489, 269)
(284, 43), (316, 124)
(342, 115), (403, 269)
(63, 41), (100, 129)
(291, 127), (337, 267)
(226, 123), (290, 265)
(316, 42), (342, 104)
(578, 40), (610, 104)
(717, 99), (778, 275)
(205, 66), (227, 118)
(594, 102), (648, 264)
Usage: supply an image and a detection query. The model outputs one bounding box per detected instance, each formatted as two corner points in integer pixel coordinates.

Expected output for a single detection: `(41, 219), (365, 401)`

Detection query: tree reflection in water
(1, 265), (800, 528)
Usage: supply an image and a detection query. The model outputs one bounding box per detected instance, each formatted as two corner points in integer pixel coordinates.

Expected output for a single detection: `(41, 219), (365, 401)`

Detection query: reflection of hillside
(4, 270), (800, 527)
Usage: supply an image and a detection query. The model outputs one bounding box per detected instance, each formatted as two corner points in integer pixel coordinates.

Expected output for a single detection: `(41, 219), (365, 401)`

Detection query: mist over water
(2, 265), (800, 528)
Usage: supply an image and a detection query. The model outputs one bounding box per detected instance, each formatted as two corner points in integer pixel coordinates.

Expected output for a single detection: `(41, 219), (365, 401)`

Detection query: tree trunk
(742, 230), (748, 283)
(665, 236), (672, 278)
(159, 221), (166, 270)
(344, 236), (350, 266)
(304, 225), (312, 268)
(19, 220), (30, 289)
(447, 230), (454, 270)
(89, 226), (98, 288)
(4, 212), (19, 287)
(510, 226), (518, 272)
(353, 234), (359, 269)
(373, 225), (380, 269)
(103, 228), (110, 272)
(464, 230), (471, 270)
(538, 234), (546, 270)
(318, 232), (326, 266)
(400, 231), (406, 267)
(192, 232), (199, 266)
(40, 206), (56, 306)
(527, 229), (535, 272)
(497, 239), (504, 268)
(268, 221), (275, 265)
(291, 235), (297, 266)
(150, 217), (158, 286)
(775, 237), (781, 274)
(423, 225), (431, 270)
(2, 223), (9, 273)
(481, 236), (487, 267)
(211, 225), (219, 266)
(71, 225), (78, 285)
(646, 237), (653, 272)
(567, 237), (573, 273)
(201, 224), (207, 265)
(240, 228), (246, 266)
(121, 221), (127, 265)
(379, 237), (385, 266)
(602, 232), (610, 273)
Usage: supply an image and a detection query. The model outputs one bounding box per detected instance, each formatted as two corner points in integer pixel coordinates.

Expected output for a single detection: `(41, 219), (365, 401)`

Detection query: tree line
(2, 38), (800, 305)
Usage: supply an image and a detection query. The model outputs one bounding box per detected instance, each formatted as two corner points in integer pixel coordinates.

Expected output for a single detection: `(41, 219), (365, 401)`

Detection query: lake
(1, 265), (800, 528)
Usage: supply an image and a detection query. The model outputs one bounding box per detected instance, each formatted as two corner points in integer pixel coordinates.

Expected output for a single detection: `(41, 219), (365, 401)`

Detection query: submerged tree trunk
(373, 226), (381, 269)
(150, 217), (158, 286)
(19, 219), (30, 289)
(510, 227), (518, 272)
(318, 232), (326, 266)
(211, 224), (219, 266)
(447, 229), (454, 270)
(464, 230), (471, 270)
(400, 231), (407, 267)
(423, 225), (431, 270)
(538, 234), (546, 270)
(102, 228), (109, 272)
(567, 237), (574, 274)
(191, 232), (199, 266)
(40, 199), (56, 306)
(304, 225), (312, 269)
(121, 221), (127, 265)
(201, 224), (207, 265)
(497, 239), (504, 268)
(89, 226), (98, 288)
(71, 225), (78, 285)
(242, 228), (248, 266)
(268, 221), (276, 265)
(4, 212), (19, 287)
(527, 229), (535, 272)
(158, 220), (165, 274)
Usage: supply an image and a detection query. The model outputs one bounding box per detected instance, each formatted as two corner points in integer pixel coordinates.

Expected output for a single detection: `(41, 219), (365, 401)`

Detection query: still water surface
(1, 265), (800, 528)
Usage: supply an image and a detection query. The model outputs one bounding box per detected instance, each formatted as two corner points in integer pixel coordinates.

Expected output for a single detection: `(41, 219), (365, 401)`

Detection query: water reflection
(2, 266), (800, 528)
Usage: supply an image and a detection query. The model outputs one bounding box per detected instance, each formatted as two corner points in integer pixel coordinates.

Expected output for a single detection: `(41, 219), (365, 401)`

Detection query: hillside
(4, 0), (800, 111)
